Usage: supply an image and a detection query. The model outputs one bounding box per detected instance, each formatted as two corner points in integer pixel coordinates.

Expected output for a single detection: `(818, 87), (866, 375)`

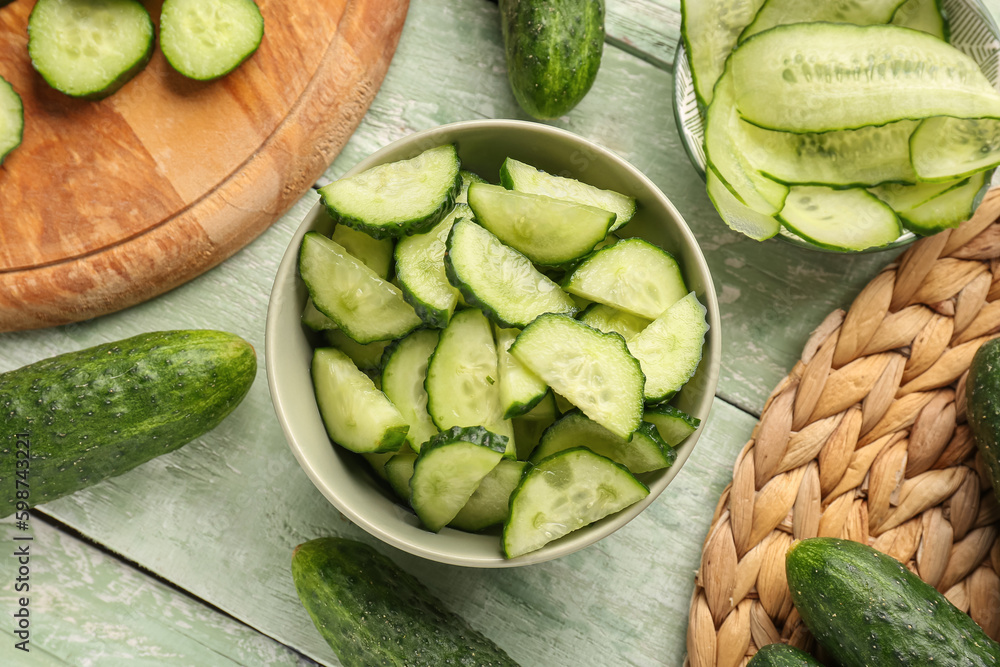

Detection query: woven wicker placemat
(685, 189), (1000, 667)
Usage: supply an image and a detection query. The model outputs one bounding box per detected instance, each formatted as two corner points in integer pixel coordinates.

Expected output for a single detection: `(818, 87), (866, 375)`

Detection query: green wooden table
(3, 1), (997, 664)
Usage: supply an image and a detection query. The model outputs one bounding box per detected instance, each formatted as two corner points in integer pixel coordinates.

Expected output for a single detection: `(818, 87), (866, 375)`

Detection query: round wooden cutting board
(0, 0), (409, 331)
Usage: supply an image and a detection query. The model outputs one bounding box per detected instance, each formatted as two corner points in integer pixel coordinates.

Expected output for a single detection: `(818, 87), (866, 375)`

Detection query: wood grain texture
(0, 0), (408, 331)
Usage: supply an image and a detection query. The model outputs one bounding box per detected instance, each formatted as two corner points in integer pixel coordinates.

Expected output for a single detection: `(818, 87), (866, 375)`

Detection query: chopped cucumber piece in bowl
(674, 0), (1000, 253)
(266, 120), (720, 567)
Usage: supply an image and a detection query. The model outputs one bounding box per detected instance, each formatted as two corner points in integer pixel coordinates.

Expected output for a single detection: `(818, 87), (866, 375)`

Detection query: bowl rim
(265, 118), (722, 567)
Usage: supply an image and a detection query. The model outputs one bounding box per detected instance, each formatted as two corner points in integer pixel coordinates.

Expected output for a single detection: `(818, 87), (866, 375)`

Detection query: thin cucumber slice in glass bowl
(672, 0), (1000, 252)
(160, 0), (265, 81)
(27, 0), (154, 99)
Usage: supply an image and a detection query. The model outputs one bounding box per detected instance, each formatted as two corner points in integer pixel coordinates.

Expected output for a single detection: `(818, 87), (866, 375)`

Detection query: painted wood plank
(0, 519), (313, 665)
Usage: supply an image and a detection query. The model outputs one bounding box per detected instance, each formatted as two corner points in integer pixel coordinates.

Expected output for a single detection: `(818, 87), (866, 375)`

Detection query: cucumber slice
(302, 299), (337, 332)
(680, 0), (766, 106)
(311, 348), (408, 454)
(531, 412), (675, 474)
(394, 205), (468, 328)
(732, 23), (1000, 133)
(563, 238), (688, 320)
(510, 314), (644, 439)
(323, 329), (389, 372)
(499, 157), (636, 231)
(28, 0), (154, 99)
(409, 426), (508, 532)
(705, 165), (781, 241)
(496, 327), (548, 420)
(643, 404), (701, 447)
(577, 303), (651, 340)
(868, 178), (964, 212)
(318, 145), (462, 239)
(424, 308), (515, 457)
(384, 451), (417, 501)
(445, 218), (578, 329)
(160, 0), (264, 81)
(512, 392), (559, 460)
(502, 447), (649, 558)
(777, 186), (904, 252)
(299, 232), (421, 344)
(381, 329), (441, 453)
(892, 0), (948, 39)
(738, 0), (906, 43)
(330, 224), (393, 279)
(456, 170), (486, 204)
(897, 169), (991, 235)
(740, 119), (919, 187)
(449, 459), (528, 532)
(467, 182), (616, 265)
(704, 61), (789, 215)
(0, 76), (22, 165)
(626, 292), (709, 403)
(910, 117), (1000, 181)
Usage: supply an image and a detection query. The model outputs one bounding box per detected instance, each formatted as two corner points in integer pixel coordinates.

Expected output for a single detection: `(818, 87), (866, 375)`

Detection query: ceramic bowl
(672, 0), (1000, 253)
(265, 119), (721, 567)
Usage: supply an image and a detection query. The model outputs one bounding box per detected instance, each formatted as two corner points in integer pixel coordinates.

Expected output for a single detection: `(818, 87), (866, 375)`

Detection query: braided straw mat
(685, 189), (1000, 667)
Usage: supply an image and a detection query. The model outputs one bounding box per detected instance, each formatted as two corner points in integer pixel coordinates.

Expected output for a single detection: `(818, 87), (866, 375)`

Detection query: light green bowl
(265, 119), (721, 567)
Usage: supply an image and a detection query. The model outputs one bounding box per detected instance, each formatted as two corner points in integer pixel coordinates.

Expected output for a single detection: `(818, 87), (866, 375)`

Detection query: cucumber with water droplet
(0, 330), (257, 517)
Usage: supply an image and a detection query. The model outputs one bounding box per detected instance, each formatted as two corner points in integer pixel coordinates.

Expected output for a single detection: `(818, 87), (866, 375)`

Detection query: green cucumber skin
(965, 338), (1000, 502)
(746, 643), (824, 667)
(499, 0), (605, 120)
(0, 330), (256, 517)
(786, 537), (1000, 667)
(291, 537), (519, 667)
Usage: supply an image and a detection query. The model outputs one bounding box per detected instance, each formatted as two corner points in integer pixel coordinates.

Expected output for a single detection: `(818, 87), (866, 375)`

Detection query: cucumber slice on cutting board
(502, 447), (649, 558)
(0, 76), (22, 165)
(160, 0), (264, 81)
(28, 0), (154, 99)
(731, 22), (1000, 133)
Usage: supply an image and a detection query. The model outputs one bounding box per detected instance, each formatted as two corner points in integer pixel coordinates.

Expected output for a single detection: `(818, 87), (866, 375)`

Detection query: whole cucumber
(291, 537), (519, 666)
(965, 337), (1000, 502)
(786, 537), (1000, 666)
(747, 643), (824, 667)
(499, 0), (605, 119)
(0, 330), (256, 517)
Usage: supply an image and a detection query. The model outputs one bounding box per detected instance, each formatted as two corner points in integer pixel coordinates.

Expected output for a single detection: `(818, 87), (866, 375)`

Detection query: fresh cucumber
(964, 337), (1000, 502)
(897, 169), (991, 235)
(301, 299), (337, 332)
(467, 182), (616, 266)
(424, 308), (515, 456)
(680, 0), (765, 106)
(318, 145), (462, 238)
(299, 231), (421, 344)
(643, 404), (700, 447)
(380, 329), (440, 453)
(731, 23), (1000, 133)
(530, 411), (675, 474)
(0, 331), (256, 517)
(503, 447), (649, 558)
(705, 164), (781, 241)
(563, 238), (688, 320)
(330, 224), (393, 279)
(0, 76), (22, 165)
(160, 0), (264, 81)
(28, 0), (154, 99)
(394, 204), (468, 328)
(323, 329), (389, 372)
(457, 170), (486, 203)
(786, 537), (1000, 666)
(444, 217), (578, 328)
(777, 186), (903, 253)
(511, 392), (559, 460)
(495, 327), (548, 420)
(868, 177), (964, 213)
(911, 117), (1000, 181)
(409, 426), (508, 532)
(499, 157), (635, 230)
(626, 292), (709, 403)
(498, 0), (605, 119)
(577, 303), (650, 341)
(291, 537), (518, 666)
(746, 643), (824, 667)
(509, 313), (644, 439)
(449, 459), (527, 532)
(384, 451), (417, 501)
(311, 347), (408, 454)
(738, 0), (906, 43)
